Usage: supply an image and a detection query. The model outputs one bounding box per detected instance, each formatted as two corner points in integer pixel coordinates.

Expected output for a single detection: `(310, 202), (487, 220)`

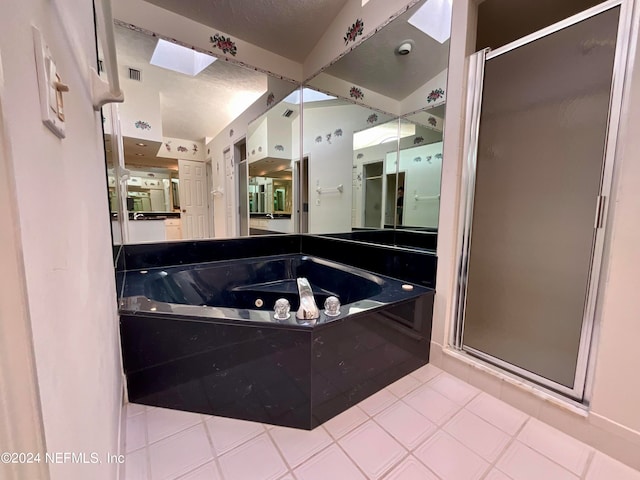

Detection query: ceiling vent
(128, 68), (142, 81)
(282, 109), (294, 118)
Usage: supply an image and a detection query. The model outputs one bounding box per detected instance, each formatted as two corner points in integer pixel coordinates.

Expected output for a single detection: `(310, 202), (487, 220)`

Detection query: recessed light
(136, 143), (147, 147)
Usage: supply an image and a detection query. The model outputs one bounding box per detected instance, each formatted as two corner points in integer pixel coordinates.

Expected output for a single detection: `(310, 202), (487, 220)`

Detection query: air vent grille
(128, 68), (142, 81)
(282, 109), (294, 118)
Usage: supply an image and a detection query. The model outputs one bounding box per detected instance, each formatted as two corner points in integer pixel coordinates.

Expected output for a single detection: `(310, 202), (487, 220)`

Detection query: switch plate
(32, 26), (66, 139)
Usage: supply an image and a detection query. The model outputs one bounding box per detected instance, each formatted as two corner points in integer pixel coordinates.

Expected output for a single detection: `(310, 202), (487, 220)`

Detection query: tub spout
(296, 277), (320, 320)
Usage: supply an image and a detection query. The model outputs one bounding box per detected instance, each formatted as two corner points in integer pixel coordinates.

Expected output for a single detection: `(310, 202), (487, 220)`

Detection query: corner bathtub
(119, 254), (434, 429)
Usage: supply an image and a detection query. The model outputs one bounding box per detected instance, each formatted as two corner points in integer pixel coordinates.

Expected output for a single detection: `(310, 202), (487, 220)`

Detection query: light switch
(32, 26), (67, 138)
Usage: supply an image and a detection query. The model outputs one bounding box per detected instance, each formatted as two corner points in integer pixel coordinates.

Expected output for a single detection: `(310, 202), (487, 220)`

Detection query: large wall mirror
(106, 0), (451, 244)
(305, 0), (449, 234)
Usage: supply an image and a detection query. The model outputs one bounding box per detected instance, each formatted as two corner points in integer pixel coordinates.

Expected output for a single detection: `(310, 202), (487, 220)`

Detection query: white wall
(589, 0), (640, 435)
(386, 142), (443, 228)
(0, 1), (122, 479)
(303, 103), (380, 233)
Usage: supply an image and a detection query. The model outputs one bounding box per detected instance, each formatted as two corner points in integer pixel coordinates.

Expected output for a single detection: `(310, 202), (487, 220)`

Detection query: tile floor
(123, 365), (640, 480)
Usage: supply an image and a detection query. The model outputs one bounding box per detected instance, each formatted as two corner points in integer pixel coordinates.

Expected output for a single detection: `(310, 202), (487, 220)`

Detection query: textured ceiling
(315, 0), (450, 100)
(115, 23), (269, 141)
(143, 0), (351, 62)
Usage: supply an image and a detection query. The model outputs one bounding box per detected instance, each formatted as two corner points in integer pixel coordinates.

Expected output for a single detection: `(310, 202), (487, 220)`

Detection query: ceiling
(115, 23), (268, 141)
(113, 0), (449, 158)
(143, 0), (351, 62)
(318, 0), (450, 100)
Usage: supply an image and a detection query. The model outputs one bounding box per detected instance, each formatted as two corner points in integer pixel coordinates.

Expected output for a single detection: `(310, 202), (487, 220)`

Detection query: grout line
(581, 450), (596, 480)
(264, 425), (297, 478)
(515, 418), (595, 478)
(200, 415), (227, 480)
(143, 409), (151, 480)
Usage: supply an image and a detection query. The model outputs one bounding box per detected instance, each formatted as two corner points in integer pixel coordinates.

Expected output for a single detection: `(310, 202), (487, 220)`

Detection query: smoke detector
(397, 40), (414, 56)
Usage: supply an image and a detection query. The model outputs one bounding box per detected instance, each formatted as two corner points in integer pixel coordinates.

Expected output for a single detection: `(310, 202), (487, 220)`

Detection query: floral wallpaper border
(427, 88), (445, 104)
(344, 19), (364, 45)
(349, 86), (364, 100)
(210, 33), (237, 56)
(134, 120), (151, 131)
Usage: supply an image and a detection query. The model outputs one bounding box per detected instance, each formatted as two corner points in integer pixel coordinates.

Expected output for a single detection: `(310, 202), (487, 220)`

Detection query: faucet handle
(324, 296), (341, 317)
(274, 298), (291, 320)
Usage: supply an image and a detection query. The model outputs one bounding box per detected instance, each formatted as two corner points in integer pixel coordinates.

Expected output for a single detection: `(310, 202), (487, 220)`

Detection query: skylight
(408, 0), (453, 44)
(283, 88), (336, 105)
(150, 39), (216, 76)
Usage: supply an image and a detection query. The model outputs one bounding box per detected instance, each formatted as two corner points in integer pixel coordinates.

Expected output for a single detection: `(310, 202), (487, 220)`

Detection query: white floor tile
(409, 364), (442, 383)
(218, 434), (287, 480)
(148, 424), (214, 480)
(205, 416), (265, 455)
(127, 403), (146, 417)
(323, 405), (368, 440)
(484, 469), (512, 480)
(294, 444), (366, 480)
(383, 456), (439, 480)
(269, 425), (333, 468)
(387, 375), (422, 398)
(178, 461), (222, 480)
(414, 431), (489, 480)
(339, 421), (406, 479)
(443, 409), (510, 462)
(374, 401), (437, 450)
(497, 441), (578, 480)
(124, 448), (148, 480)
(586, 453), (640, 480)
(126, 412), (147, 453)
(466, 392), (528, 435)
(404, 384), (461, 426)
(359, 388), (398, 416)
(517, 419), (592, 475)
(427, 373), (480, 405)
(146, 406), (202, 445)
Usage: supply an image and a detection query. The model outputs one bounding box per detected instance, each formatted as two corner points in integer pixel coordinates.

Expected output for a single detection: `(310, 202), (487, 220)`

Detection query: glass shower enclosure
(453, 1), (631, 400)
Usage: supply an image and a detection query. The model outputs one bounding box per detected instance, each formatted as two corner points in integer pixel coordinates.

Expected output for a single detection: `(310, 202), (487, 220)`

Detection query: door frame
(451, 0), (634, 400)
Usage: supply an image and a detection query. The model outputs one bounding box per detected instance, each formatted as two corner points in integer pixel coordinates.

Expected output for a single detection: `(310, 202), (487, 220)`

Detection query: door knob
(182, 209), (186, 213)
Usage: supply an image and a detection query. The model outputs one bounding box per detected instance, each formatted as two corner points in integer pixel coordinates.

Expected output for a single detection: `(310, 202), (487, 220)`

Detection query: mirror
(106, 0), (451, 244)
(244, 94), (299, 234)
(306, 0), (450, 233)
(105, 22), (298, 243)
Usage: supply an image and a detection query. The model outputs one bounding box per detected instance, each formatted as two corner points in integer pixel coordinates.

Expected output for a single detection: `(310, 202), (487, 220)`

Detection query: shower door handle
(594, 195), (606, 229)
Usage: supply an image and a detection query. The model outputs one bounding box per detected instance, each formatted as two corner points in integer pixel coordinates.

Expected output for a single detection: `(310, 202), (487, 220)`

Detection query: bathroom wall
(0, 1), (122, 480)
(303, 103), (376, 233)
(432, 0), (640, 469)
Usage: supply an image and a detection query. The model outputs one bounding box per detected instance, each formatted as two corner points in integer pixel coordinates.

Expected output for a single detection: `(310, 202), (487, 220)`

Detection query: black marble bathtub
(119, 254), (433, 429)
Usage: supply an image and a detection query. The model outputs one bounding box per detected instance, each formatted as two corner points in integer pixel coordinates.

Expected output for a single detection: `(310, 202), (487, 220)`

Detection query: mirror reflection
(306, 0), (450, 233)
(106, 0), (451, 244)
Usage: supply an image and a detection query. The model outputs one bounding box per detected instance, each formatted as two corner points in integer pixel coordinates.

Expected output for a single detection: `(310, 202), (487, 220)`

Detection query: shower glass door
(455, 2), (626, 399)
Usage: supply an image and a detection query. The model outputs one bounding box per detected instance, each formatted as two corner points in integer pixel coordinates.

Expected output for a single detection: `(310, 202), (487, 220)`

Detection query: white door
(178, 159), (208, 239)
